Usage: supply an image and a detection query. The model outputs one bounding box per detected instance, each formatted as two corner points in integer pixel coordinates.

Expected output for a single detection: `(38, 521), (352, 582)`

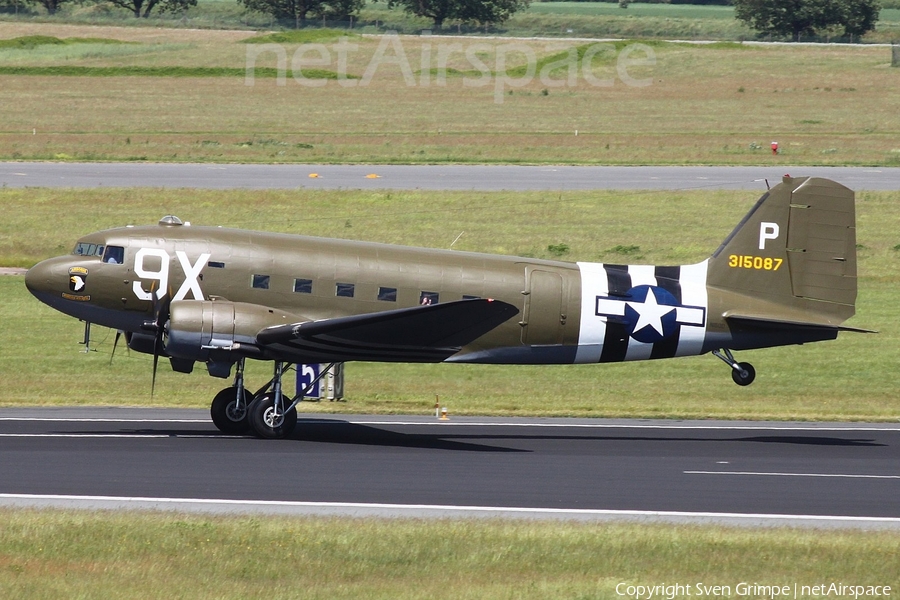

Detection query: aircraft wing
(256, 298), (520, 363)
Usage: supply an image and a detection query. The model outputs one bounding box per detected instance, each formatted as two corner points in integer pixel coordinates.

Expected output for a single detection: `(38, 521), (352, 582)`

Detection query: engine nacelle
(126, 331), (160, 356)
(164, 300), (302, 376)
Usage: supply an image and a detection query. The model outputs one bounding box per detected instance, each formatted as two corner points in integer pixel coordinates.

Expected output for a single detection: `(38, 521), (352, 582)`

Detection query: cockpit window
(73, 242), (104, 257)
(102, 246), (125, 264)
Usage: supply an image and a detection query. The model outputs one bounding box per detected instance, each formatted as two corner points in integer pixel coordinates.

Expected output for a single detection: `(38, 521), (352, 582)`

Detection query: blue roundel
(623, 285), (679, 344)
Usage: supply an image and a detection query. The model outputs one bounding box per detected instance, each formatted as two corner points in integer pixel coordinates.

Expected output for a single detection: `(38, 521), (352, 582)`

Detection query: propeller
(109, 330), (123, 366)
(140, 282), (172, 397)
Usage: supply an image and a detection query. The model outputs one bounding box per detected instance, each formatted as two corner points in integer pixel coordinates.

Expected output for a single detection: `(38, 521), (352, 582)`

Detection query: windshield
(73, 242), (104, 257)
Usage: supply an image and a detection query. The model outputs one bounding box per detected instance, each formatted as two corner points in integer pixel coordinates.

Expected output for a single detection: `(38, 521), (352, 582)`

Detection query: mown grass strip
(242, 28), (363, 44)
(0, 65), (350, 78)
(0, 35), (134, 49)
(0, 509), (896, 600)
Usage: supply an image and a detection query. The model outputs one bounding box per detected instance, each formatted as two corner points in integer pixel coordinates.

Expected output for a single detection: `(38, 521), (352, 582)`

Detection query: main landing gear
(209, 359), (337, 439)
(712, 349), (756, 386)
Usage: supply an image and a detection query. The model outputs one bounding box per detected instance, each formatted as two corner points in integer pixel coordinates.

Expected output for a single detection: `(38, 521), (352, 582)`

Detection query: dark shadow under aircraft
(26, 176), (871, 438)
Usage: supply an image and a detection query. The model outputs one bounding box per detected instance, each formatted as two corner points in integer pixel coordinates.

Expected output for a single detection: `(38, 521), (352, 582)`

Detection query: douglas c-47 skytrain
(26, 176), (871, 438)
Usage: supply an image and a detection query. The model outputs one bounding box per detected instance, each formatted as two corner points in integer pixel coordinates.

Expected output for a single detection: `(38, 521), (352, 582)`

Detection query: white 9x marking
(133, 249), (211, 302)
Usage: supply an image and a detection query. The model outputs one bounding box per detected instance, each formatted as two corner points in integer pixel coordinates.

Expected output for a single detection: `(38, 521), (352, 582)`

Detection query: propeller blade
(149, 286), (173, 398)
(151, 347), (160, 397)
(109, 330), (122, 366)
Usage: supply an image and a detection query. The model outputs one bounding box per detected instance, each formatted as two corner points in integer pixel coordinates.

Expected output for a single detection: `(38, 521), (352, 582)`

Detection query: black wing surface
(256, 298), (519, 363)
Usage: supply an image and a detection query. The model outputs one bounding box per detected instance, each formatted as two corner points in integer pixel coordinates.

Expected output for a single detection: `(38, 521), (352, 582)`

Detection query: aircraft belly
(445, 345), (578, 364)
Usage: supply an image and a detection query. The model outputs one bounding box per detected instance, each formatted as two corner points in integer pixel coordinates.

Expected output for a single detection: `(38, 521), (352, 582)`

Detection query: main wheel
(731, 362), (756, 386)
(248, 394), (298, 439)
(211, 387), (253, 434)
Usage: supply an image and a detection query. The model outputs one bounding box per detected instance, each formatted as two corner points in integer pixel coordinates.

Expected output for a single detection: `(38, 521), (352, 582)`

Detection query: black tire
(731, 362), (756, 386)
(210, 387), (253, 434)
(248, 393), (298, 439)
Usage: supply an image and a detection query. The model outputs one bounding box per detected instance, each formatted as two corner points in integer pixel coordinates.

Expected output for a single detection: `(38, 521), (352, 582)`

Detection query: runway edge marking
(0, 494), (899, 529)
(686, 470), (900, 479)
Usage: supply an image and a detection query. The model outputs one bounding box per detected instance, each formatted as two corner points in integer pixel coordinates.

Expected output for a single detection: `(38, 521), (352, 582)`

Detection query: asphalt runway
(2, 163), (899, 190)
(1, 408), (898, 528)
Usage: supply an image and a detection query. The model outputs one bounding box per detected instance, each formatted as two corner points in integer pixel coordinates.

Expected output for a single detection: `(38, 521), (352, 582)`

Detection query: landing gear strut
(210, 360), (338, 438)
(712, 349), (756, 386)
(248, 361), (298, 439)
(210, 358), (252, 434)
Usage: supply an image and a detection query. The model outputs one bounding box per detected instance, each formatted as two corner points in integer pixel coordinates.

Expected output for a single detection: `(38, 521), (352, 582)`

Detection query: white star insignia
(627, 288), (675, 336)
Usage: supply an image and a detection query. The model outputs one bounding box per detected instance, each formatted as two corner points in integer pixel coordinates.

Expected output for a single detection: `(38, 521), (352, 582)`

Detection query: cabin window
(209, 261), (225, 269)
(419, 291), (439, 305)
(377, 286), (397, 302)
(293, 278), (313, 294)
(462, 294), (480, 300)
(252, 274), (270, 290)
(336, 282), (355, 298)
(102, 246), (125, 264)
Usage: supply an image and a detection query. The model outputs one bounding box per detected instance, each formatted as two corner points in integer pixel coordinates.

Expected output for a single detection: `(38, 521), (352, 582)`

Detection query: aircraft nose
(25, 256), (74, 299)
(25, 259), (51, 296)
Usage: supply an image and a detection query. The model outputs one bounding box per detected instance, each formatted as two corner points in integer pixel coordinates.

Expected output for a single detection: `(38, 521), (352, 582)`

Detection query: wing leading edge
(256, 298), (520, 363)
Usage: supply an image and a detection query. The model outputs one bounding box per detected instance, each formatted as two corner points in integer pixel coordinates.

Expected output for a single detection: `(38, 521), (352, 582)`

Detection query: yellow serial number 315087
(728, 255), (783, 271)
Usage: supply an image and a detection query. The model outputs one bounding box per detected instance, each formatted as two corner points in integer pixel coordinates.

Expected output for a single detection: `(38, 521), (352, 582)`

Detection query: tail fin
(708, 175), (857, 327)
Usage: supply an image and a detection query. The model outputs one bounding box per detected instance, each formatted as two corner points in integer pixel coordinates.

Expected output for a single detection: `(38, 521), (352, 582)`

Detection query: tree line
(734, 0), (880, 40)
(8, 0), (882, 40)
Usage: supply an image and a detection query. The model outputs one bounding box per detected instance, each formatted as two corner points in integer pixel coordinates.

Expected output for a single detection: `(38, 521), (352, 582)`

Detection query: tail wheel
(731, 362), (756, 386)
(211, 387), (253, 434)
(248, 394), (298, 439)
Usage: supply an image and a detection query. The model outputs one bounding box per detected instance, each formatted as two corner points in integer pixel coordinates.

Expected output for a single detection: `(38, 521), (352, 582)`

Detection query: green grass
(0, 34), (134, 48)
(0, 510), (897, 600)
(241, 28), (364, 43)
(528, 2), (739, 19)
(1, 186), (897, 420)
(0, 64), (346, 77)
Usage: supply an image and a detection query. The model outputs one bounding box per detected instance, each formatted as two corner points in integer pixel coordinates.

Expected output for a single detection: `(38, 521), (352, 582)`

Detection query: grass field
(0, 24), (898, 165)
(0, 510), (897, 599)
(2, 186), (897, 420)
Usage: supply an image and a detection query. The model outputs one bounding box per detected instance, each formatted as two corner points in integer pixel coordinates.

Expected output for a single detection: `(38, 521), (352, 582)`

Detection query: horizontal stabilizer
(256, 298), (520, 363)
(725, 314), (877, 336)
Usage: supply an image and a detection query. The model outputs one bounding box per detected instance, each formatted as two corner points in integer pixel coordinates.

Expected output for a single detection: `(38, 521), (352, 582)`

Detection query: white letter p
(759, 222), (780, 250)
